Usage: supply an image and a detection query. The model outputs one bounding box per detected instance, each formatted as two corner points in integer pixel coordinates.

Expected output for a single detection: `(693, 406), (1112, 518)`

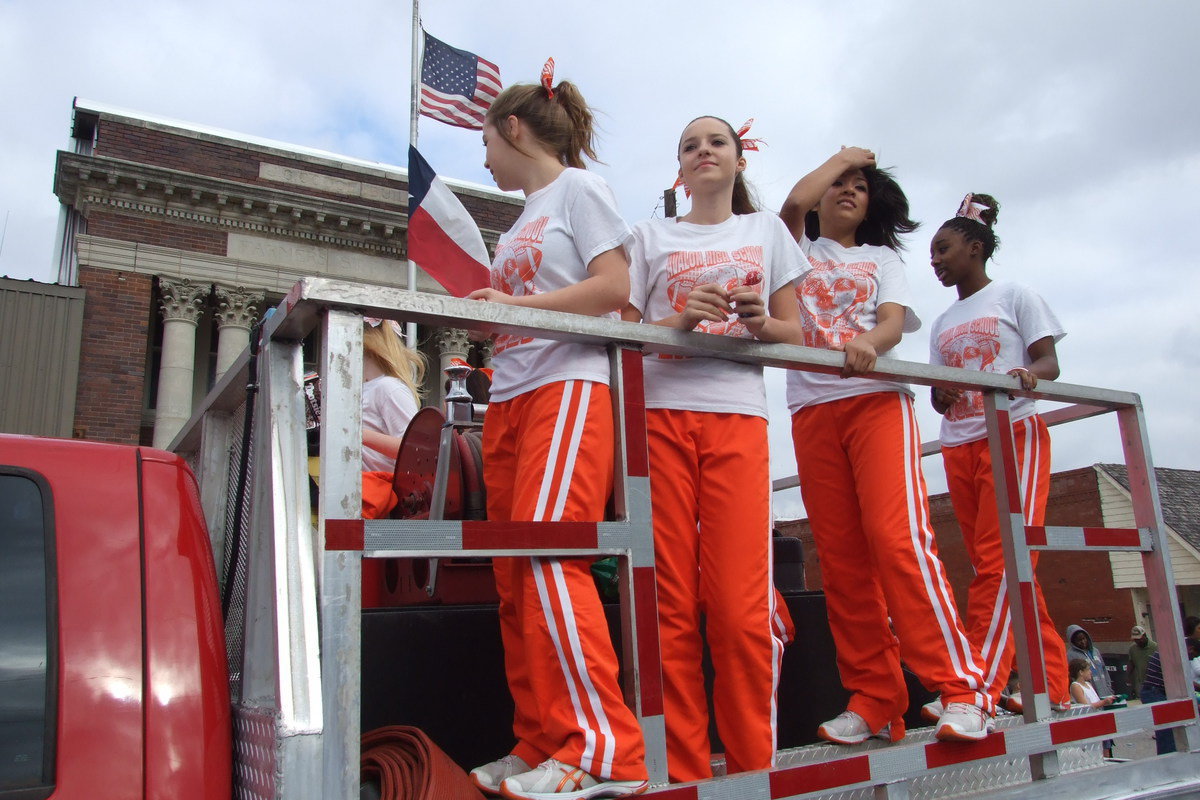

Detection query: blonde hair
(485, 80), (599, 169)
(363, 323), (426, 399)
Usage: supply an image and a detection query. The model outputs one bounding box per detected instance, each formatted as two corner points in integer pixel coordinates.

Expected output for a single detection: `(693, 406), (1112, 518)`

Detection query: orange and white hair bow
(735, 118), (767, 152)
(364, 317), (403, 336)
(955, 193), (991, 224)
(541, 57), (555, 99)
(671, 173), (690, 199)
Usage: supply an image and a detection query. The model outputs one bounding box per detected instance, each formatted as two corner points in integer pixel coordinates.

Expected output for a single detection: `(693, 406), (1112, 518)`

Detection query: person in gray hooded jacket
(1066, 624), (1114, 698)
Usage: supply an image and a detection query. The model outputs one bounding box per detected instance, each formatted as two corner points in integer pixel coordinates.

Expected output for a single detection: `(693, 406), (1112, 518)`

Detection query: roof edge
(71, 98), (522, 205)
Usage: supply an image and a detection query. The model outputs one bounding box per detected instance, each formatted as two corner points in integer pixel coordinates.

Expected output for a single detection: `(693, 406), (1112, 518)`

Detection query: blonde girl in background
(360, 317), (425, 519)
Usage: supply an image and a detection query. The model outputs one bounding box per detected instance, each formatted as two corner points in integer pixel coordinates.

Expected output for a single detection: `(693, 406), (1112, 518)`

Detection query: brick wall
(93, 119), (523, 228)
(73, 267), (152, 445)
(776, 465), (1134, 647)
(460, 193), (523, 231)
(96, 121), (260, 183)
(88, 210), (227, 255)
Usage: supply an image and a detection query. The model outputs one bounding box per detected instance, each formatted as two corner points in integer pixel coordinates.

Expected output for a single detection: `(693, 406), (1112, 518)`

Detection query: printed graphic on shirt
(491, 217), (548, 354)
(663, 246), (764, 346)
(935, 316), (1001, 421)
(796, 258), (877, 348)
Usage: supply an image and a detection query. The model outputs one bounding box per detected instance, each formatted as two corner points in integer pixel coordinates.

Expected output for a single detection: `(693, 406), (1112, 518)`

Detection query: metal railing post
(983, 390), (1059, 780)
(238, 333), (324, 798)
(608, 343), (668, 784)
(319, 309), (365, 798)
(1118, 403), (1200, 752)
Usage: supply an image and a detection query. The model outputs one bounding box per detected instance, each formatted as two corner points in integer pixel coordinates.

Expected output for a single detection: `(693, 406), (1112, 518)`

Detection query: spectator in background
(1128, 625), (1158, 698)
(1188, 637), (1200, 693)
(1140, 647), (1174, 754)
(1066, 625), (1114, 700)
(1069, 658), (1115, 709)
(1070, 657), (1116, 757)
(1137, 636), (1200, 755)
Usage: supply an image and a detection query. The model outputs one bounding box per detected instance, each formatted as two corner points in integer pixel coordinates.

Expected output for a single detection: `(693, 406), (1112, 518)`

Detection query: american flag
(419, 32), (502, 130)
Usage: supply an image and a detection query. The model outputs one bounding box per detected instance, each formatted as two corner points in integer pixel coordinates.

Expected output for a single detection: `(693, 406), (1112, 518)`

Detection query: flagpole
(406, 0), (421, 348)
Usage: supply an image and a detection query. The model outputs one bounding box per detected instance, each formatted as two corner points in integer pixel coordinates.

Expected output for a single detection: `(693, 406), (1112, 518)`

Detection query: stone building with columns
(51, 99), (522, 448)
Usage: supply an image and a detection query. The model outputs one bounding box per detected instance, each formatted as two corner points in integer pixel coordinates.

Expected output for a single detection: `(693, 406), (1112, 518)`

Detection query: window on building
(0, 470), (57, 798)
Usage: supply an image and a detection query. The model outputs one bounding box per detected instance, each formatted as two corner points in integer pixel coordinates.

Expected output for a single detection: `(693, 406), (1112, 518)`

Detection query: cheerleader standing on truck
(779, 149), (991, 743)
(623, 115), (804, 781)
(926, 193), (1070, 717)
(465, 61), (648, 800)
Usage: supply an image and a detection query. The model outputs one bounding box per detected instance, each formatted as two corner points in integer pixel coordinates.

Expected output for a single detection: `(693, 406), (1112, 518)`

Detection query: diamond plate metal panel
(766, 713), (1104, 800)
(233, 705), (277, 800)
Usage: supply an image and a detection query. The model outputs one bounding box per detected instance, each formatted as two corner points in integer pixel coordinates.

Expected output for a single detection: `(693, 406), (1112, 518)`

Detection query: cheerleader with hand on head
(927, 193), (1071, 716)
(465, 60), (648, 800)
(778, 149), (992, 743)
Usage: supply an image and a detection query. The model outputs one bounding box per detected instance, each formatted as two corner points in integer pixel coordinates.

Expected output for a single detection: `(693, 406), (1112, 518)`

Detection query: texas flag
(407, 145), (491, 297)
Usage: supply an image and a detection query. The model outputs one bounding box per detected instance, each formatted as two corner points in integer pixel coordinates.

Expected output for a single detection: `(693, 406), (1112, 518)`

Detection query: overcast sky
(2, 0), (1197, 517)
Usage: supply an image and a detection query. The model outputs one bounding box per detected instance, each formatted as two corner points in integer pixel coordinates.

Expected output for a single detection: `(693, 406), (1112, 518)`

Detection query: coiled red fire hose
(362, 726), (485, 800)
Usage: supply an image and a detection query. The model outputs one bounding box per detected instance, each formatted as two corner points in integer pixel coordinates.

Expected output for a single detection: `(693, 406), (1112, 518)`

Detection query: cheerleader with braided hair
(926, 193), (1071, 717)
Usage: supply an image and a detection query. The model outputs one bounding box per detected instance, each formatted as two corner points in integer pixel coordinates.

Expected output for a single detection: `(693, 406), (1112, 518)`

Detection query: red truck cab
(0, 435), (231, 800)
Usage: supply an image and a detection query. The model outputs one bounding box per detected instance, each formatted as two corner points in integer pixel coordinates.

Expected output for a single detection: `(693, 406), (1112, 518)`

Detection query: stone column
(213, 285), (264, 382)
(434, 328), (471, 406)
(153, 277), (209, 449)
(476, 338), (494, 369)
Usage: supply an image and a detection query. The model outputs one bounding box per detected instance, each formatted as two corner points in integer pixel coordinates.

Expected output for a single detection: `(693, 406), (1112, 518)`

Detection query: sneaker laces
(944, 701), (984, 719)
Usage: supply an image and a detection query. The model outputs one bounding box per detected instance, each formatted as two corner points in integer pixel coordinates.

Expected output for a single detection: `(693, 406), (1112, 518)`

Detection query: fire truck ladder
(174, 277), (1200, 800)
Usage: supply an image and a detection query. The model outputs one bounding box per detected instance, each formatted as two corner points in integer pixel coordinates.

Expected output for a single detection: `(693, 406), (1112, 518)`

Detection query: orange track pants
(647, 409), (781, 782)
(792, 392), (989, 733)
(942, 414), (1070, 706)
(483, 380), (647, 782)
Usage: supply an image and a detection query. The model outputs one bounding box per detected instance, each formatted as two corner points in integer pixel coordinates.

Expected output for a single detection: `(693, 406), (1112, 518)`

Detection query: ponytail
(731, 172), (757, 215)
(486, 80), (599, 169)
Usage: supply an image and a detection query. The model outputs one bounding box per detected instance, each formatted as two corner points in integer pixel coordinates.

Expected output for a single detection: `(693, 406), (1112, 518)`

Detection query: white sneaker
(818, 710), (874, 745)
(935, 702), (993, 742)
(471, 754), (531, 795)
(921, 698), (943, 722)
(499, 758), (648, 799)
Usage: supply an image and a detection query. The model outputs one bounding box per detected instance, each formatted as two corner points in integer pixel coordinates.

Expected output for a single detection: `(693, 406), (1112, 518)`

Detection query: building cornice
(72, 98), (524, 207)
(54, 151), (510, 255)
(55, 151), (416, 254)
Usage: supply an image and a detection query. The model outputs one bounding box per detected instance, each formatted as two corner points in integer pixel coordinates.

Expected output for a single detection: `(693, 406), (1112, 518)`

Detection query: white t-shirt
(785, 237), (920, 412)
(929, 281), (1065, 447)
(487, 168), (631, 402)
(361, 375), (420, 472)
(627, 213), (805, 419)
